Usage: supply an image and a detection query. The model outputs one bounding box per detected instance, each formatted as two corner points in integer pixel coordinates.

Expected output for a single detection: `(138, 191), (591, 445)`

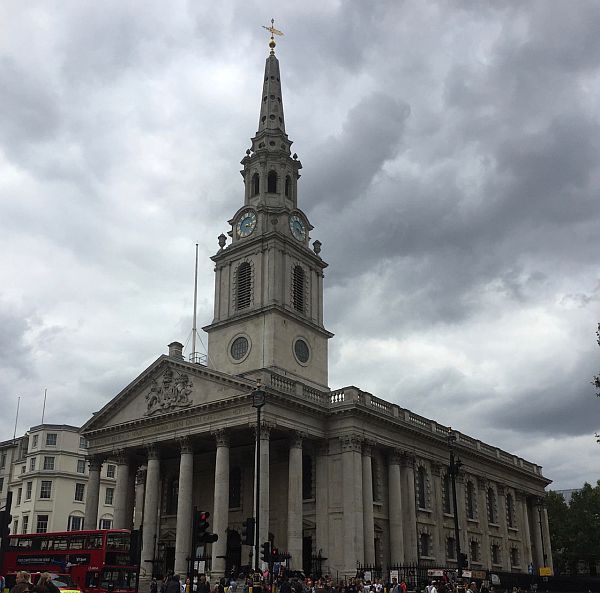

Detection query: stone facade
(80, 40), (552, 584)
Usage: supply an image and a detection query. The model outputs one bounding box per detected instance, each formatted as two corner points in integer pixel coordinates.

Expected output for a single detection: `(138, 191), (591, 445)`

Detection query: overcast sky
(1, 1), (599, 490)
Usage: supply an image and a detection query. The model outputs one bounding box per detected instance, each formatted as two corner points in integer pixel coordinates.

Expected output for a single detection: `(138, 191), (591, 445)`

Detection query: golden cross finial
(262, 18), (284, 54)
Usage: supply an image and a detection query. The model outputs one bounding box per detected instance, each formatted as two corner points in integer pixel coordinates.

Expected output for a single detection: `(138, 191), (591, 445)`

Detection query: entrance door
(303, 536), (312, 576)
(226, 530), (242, 576)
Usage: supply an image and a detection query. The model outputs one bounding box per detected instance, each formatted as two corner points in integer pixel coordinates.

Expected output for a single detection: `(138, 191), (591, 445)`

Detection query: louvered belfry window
(292, 265), (305, 312)
(237, 262), (252, 309)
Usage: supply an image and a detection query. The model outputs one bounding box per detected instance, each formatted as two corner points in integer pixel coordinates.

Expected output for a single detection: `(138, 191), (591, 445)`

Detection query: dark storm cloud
(0, 0), (599, 488)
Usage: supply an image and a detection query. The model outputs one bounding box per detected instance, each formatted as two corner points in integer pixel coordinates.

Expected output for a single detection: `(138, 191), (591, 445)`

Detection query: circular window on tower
(293, 338), (310, 365)
(229, 334), (251, 363)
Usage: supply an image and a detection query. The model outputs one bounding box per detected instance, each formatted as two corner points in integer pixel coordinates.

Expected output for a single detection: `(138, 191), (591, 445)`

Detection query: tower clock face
(289, 214), (306, 241)
(236, 210), (257, 238)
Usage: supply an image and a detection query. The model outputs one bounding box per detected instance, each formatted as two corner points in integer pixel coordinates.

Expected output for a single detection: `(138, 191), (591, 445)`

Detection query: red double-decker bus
(2, 529), (138, 593)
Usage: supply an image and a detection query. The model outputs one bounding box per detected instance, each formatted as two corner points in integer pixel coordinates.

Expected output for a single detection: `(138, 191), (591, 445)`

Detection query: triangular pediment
(81, 356), (254, 433)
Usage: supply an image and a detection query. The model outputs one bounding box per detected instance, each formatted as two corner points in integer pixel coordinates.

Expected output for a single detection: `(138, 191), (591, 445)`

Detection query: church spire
(258, 20), (286, 135)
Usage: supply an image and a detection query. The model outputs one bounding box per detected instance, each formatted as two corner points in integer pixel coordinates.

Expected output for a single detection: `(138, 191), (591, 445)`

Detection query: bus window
(52, 537), (70, 550)
(70, 536), (86, 550)
(106, 533), (129, 551)
(86, 534), (103, 549)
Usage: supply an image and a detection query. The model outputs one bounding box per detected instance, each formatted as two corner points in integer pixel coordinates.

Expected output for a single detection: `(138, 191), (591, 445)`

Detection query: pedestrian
(33, 574), (60, 593)
(10, 572), (33, 593)
(165, 575), (181, 593)
(151, 579), (158, 593)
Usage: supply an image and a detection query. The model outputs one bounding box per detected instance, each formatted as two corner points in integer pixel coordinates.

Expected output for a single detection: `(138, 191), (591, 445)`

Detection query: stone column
(430, 463), (445, 563)
(258, 424), (271, 545)
(341, 435), (362, 576)
(387, 450), (404, 565)
(134, 468), (146, 530)
(531, 498), (545, 569)
(315, 442), (329, 569)
(126, 464), (137, 530)
(400, 453), (417, 563)
(477, 479), (491, 569)
(517, 491), (533, 568)
(287, 433), (303, 570)
(84, 456), (102, 529)
(362, 443), (375, 565)
(113, 452), (130, 529)
(175, 438), (195, 576)
(497, 486), (510, 571)
(141, 445), (161, 581)
(211, 431), (230, 578)
(456, 475), (468, 557)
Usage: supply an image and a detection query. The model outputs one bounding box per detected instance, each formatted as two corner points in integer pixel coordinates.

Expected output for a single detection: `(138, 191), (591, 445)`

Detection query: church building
(81, 34), (553, 585)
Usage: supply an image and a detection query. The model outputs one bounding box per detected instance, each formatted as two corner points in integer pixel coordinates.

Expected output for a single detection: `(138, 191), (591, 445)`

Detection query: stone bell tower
(203, 30), (333, 389)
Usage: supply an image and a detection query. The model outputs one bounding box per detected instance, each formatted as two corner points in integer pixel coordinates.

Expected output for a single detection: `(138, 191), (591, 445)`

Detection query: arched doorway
(226, 530), (242, 575)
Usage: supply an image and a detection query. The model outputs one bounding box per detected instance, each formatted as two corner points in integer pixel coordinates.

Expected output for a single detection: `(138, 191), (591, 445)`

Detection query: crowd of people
(151, 573), (532, 593)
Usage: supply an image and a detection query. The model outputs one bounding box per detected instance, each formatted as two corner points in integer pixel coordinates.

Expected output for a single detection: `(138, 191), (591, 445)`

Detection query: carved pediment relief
(145, 367), (193, 416)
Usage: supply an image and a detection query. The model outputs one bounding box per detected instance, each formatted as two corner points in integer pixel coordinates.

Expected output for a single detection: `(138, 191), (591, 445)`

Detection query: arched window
(252, 173), (260, 196)
(491, 543), (501, 564)
(443, 473), (452, 514)
(506, 492), (515, 528)
(470, 539), (480, 562)
(417, 466), (427, 509)
(420, 532), (431, 557)
(229, 466), (241, 509)
(292, 266), (305, 313)
(302, 454), (313, 500)
(166, 478), (178, 515)
(285, 175), (291, 198)
(267, 170), (277, 193)
(466, 480), (476, 519)
(488, 487), (497, 524)
(236, 262), (252, 310)
(446, 536), (456, 559)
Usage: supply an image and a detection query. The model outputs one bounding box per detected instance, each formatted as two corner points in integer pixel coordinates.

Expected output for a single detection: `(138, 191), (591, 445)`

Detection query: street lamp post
(448, 429), (464, 580)
(252, 380), (266, 573)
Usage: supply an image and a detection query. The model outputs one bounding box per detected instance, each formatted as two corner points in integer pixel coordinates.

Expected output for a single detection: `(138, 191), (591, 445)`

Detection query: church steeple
(203, 27), (333, 389)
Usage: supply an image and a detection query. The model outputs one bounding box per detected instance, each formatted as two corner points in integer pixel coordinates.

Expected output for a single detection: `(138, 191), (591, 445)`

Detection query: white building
(5, 424), (115, 534)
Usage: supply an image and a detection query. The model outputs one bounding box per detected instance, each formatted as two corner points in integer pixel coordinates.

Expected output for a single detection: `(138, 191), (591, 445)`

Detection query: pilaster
(362, 442), (375, 565)
(387, 449), (404, 565)
(400, 452), (417, 563)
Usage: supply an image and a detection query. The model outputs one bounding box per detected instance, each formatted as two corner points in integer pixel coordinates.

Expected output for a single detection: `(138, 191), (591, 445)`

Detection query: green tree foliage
(547, 482), (600, 575)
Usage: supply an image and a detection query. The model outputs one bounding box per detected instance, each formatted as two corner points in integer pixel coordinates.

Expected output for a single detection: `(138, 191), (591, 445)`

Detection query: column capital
(178, 436), (194, 454)
(388, 449), (403, 466)
(362, 441), (376, 457)
(135, 468), (147, 485)
(477, 477), (489, 492)
(316, 440), (329, 457)
(430, 460), (443, 476)
(399, 451), (416, 469)
(213, 430), (230, 449)
(289, 432), (304, 449)
(255, 422), (272, 440)
(339, 434), (362, 453)
(146, 443), (160, 460)
(112, 449), (130, 465)
(86, 455), (104, 471)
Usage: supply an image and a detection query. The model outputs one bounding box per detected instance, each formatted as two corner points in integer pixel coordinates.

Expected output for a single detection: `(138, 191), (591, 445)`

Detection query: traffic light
(241, 517), (255, 546)
(194, 511), (218, 544)
(0, 492), (13, 552)
(459, 552), (468, 568)
(271, 547), (279, 563)
(260, 541), (271, 563)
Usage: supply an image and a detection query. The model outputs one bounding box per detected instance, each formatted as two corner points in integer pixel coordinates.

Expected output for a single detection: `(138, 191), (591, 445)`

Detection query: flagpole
(13, 396), (20, 442)
(192, 243), (199, 359)
(41, 388), (47, 423)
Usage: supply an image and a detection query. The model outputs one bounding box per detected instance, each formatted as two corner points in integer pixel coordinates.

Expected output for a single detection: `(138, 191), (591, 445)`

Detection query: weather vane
(262, 18), (284, 54)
